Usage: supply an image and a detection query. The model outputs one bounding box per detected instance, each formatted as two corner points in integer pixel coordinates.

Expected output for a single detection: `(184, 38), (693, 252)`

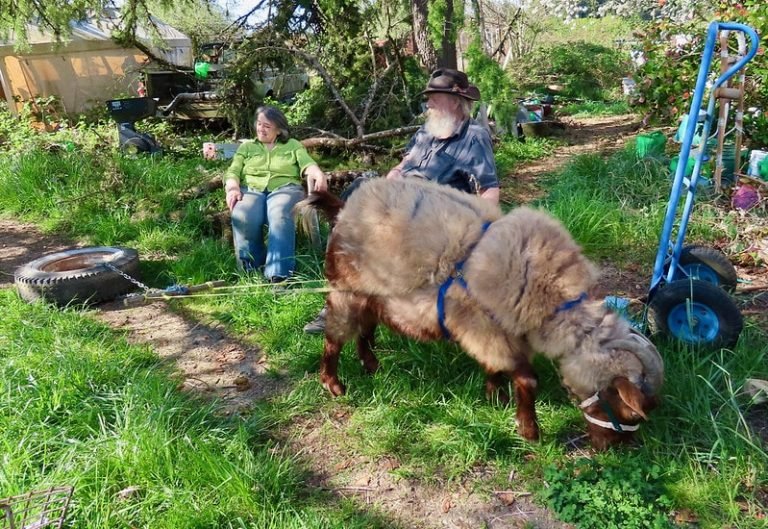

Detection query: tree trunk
(438, 0), (457, 69)
(412, 0), (438, 71)
(471, 0), (489, 54)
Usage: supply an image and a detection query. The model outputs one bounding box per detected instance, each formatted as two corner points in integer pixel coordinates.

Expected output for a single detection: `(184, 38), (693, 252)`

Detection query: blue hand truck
(644, 21), (760, 349)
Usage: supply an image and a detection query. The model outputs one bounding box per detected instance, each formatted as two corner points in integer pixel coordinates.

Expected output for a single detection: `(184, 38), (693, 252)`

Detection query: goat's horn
(627, 329), (664, 393)
(605, 330), (664, 394)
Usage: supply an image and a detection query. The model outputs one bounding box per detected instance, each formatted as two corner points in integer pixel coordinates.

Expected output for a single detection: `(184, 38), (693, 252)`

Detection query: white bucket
(748, 150), (768, 177)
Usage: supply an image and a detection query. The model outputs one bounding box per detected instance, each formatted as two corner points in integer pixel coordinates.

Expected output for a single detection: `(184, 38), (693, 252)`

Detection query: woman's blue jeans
(230, 183), (305, 280)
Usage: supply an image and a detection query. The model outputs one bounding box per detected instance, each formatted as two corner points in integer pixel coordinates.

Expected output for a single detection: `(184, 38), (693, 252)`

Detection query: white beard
(425, 109), (460, 139)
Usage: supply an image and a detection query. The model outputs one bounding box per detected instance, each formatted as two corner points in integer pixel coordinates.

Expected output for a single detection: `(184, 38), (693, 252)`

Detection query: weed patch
(541, 457), (675, 529)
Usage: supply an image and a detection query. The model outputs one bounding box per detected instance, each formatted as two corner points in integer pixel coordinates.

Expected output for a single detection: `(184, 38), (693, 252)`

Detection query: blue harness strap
(555, 292), (588, 313)
(437, 221), (588, 339)
(437, 222), (491, 340)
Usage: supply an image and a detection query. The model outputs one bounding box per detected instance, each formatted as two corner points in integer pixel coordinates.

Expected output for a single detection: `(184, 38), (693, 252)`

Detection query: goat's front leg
(320, 336), (346, 396)
(511, 364), (540, 441)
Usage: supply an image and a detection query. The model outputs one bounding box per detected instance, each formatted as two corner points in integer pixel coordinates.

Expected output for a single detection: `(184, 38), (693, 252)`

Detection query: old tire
(667, 245), (738, 291)
(647, 279), (743, 349)
(14, 247), (141, 306)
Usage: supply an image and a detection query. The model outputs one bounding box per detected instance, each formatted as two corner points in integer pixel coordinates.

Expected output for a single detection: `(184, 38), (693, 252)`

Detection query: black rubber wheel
(647, 279), (743, 349)
(666, 245), (738, 291)
(14, 247), (141, 306)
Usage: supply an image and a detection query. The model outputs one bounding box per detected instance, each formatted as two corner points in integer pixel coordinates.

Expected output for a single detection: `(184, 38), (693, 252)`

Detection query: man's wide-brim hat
(421, 68), (481, 101)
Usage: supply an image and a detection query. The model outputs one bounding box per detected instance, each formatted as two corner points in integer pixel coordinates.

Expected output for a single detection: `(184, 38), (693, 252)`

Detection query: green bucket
(670, 154), (712, 178)
(636, 131), (667, 158)
(194, 61), (211, 79)
(670, 155), (695, 177)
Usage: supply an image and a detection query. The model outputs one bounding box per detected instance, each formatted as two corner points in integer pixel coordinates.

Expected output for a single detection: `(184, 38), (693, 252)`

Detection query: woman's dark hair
(255, 106), (290, 142)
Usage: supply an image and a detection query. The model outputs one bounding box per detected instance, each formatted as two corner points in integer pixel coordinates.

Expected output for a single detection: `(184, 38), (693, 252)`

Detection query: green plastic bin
(636, 131), (667, 158)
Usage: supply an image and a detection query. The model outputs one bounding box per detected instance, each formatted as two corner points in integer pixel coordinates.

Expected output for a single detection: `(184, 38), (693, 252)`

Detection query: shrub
(634, 0), (768, 127)
(465, 30), (518, 135)
(507, 41), (629, 101)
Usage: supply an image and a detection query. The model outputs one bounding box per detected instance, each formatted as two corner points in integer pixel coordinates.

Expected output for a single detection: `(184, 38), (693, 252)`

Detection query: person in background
(225, 105), (327, 282)
(303, 68), (498, 333)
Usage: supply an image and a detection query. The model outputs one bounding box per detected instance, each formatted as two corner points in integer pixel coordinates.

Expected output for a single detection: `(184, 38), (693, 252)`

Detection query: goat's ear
(611, 376), (648, 420)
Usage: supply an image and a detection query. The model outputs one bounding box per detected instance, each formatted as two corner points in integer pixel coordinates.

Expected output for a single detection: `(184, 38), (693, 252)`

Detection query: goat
(301, 178), (663, 449)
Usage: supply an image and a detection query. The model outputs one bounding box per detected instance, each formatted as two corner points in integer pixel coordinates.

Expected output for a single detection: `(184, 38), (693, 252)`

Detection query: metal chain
(104, 262), (151, 292)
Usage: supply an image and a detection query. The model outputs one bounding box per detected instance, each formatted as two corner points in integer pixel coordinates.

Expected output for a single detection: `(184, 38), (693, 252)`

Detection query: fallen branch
(301, 125), (420, 149)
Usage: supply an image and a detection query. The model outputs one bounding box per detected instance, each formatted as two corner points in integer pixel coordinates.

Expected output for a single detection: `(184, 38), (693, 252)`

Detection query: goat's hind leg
(321, 333), (347, 397)
(320, 292), (374, 397)
(511, 362), (540, 441)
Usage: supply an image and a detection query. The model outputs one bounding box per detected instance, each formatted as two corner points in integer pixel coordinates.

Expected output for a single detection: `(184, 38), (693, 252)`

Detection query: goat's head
(578, 326), (663, 449)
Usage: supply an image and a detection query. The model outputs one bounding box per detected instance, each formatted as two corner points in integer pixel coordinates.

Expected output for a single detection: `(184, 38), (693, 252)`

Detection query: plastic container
(748, 149), (768, 177)
(194, 61), (211, 79)
(636, 131), (667, 158)
(621, 77), (637, 96)
(673, 110), (707, 146)
(524, 104), (543, 122)
(105, 97), (157, 123)
(759, 157), (768, 180)
(670, 155), (696, 177)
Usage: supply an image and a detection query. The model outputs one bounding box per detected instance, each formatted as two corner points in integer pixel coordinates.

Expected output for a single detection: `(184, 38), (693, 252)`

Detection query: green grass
(1, 118), (767, 528)
(495, 136), (560, 177)
(0, 290), (404, 528)
(558, 100), (633, 117)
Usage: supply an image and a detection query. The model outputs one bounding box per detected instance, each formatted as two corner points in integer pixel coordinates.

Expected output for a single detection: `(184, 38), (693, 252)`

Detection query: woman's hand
(305, 165), (328, 193)
(311, 173), (328, 192)
(226, 188), (242, 211)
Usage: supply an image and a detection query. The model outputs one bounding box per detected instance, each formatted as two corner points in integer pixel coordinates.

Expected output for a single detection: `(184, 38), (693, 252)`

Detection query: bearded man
(303, 68), (499, 333)
(385, 68), (499, 205)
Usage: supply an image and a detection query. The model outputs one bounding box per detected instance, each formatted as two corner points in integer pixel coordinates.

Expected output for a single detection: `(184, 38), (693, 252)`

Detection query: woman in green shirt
(224, 106), (327, 281)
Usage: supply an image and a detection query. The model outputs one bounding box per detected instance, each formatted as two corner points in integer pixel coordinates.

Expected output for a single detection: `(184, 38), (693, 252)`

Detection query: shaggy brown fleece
(311, 178), (663, 448)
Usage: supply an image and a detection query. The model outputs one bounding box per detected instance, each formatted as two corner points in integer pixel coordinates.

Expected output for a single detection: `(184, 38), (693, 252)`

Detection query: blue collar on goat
(437, 221), (492, 339)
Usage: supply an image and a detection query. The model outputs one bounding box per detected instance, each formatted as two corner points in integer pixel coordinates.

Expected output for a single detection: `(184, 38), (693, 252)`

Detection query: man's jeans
(230, 183), (305, 280)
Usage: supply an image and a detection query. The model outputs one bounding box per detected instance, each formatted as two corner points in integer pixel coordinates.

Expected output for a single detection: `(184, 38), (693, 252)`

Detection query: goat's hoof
(518, 422), (540, 442)
(360, 357), (379, 374)
(321, 377), (346, 397)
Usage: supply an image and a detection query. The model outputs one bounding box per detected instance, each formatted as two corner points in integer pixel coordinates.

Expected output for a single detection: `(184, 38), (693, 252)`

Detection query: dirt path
(502, 113), (643, 205)
(0, 218), (281, 413)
